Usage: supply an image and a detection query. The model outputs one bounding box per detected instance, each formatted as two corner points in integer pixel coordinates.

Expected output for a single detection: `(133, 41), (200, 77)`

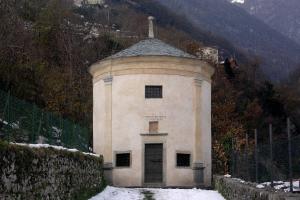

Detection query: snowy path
(89, 186), (225, 200)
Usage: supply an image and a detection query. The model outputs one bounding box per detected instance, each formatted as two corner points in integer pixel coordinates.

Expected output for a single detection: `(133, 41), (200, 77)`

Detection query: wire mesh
(231, 132), (300, 185)
(0, 90), (91, 152)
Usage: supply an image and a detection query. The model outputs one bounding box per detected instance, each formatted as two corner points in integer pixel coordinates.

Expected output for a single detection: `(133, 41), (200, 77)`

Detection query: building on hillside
(86, 0), (105, 5)
(196, 47), (219, 64)
(89, 17), (215, 187)
(74, 0), (105, 6)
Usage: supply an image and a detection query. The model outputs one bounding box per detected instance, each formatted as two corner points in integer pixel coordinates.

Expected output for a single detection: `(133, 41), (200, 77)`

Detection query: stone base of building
(103, 162), (113, 185)
(193, 162), (205, 187)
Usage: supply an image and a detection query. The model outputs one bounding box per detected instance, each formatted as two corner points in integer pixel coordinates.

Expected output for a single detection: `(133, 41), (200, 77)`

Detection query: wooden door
(144, 144), (163, 183)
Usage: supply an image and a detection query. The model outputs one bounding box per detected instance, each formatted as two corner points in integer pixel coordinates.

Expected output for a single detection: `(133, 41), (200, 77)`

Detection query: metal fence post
(46, 113), (51, 144)
(255, 129), (258, 183)
(31, 104), (36, 143)
(245, 133), (249, 181)
(287, 118), (293, 192)
(231, 138), (235, 177)
(6, 91), (10, 142)
(72, 124), (75, 148)
(50, 113), (53, 144)
(269, 124), (274, 187)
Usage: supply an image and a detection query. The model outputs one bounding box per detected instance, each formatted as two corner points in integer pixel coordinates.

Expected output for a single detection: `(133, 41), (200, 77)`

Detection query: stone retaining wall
(214, 175), (300, 200)
(0, 141), (104, 200)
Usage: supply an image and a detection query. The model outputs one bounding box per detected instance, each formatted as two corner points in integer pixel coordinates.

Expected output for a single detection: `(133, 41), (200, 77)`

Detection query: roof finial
(148, 16), (155, 38)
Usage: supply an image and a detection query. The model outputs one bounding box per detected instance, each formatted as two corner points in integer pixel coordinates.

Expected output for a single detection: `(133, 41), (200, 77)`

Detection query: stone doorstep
(114, 185), (213, 190)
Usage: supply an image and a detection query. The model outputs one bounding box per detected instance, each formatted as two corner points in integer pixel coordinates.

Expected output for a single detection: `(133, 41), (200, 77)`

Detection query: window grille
(145, 86), (162, 98)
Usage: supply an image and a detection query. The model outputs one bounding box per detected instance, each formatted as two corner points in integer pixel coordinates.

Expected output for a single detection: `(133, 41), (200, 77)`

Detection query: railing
(230, 119), (300, 192)
(0, 90), (91, 152)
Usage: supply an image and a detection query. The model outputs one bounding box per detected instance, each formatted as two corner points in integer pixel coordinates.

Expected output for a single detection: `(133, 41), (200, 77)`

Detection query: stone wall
(214, 175), (300, 200)
(0, 141), (104, 200)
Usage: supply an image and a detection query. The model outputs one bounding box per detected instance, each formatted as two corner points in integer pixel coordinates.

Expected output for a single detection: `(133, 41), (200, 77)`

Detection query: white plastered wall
(91, 56), (214, 187)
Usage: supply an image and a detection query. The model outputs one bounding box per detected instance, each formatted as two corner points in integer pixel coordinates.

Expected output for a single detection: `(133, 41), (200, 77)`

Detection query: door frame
(141, 136), (167, 187)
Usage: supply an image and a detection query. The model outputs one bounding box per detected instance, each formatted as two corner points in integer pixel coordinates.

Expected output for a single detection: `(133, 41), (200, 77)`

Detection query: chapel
(89, 17), (215, 187)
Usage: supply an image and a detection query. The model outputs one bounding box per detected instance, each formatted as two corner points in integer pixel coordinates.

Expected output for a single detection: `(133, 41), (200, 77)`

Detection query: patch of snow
(229, 177), (300, 193)
(74, 0), (83, 7)
(0, 118), (8, 125)
(275, 181), (284, 184)
(224, 174), (231, 178)
(36, 135), (47, 144)
(89, 186), (143, 200)
(52, 126), (62, 139)
(10, 143), (100, 157)
(256, 184), (265, 189)
(150, 188), (225, 200)
(52, 126), (62, 134)
(90, 186), (225, 200)
(231, 0), (245, 4)
(232, 178), (245, 183)
(259, 180), (300, 192)
(0, 118), (20, 129)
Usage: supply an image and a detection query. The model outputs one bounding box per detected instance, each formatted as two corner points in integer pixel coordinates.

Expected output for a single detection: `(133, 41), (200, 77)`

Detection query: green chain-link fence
(0, 90), (91, 152)
(231, 125), (300, 191)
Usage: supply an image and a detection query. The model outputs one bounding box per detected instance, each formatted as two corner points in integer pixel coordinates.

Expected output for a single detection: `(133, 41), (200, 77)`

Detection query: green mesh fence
(231, 133), (300, 185)
(0, 90), (91, 152)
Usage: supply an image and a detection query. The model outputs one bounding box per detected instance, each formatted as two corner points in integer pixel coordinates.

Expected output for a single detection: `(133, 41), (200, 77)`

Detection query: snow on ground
(10, 143), (100, 157)
(231, 0), (245, 4)
(89, 187), (144, 200)
(0, 118), (8, 125)
(259, 181), (300, 192)
(89, 186), (225, 200)
(223, 175), (300, 192)
(256, 184), (265, 189)
(224, 174), (231, 178)
(149, 188), (225, 200)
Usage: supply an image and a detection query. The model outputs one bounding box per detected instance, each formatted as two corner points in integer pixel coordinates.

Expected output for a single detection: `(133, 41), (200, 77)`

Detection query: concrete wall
(214, 176), (300, 200)
(91, 56), (214, 187)
(0, 142), (104, 200)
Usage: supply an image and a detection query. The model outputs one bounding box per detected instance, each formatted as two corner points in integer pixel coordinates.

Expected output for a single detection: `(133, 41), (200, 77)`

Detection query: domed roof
(108, 38), (196, 59)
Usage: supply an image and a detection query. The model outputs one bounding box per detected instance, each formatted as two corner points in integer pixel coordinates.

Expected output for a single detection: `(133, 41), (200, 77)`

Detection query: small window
(116, 153), (130, 167)
(145, 86), (162, 98)
(176, 153), (191, 167)
(149, 121), (159, 133)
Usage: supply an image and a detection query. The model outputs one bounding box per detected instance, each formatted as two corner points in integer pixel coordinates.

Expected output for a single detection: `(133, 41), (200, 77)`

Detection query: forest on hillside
(0, 0), (299, 174)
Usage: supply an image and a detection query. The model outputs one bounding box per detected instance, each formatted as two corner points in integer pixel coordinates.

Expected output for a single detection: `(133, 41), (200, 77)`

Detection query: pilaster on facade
(194, 77), (203, 87)
(104, 75), (113, 164)
(194, 77), (203, 162)
(103, 75), (113, 85)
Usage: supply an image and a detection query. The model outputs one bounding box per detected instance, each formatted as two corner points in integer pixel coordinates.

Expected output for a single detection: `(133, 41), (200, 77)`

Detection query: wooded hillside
(0, 0), (299, 174)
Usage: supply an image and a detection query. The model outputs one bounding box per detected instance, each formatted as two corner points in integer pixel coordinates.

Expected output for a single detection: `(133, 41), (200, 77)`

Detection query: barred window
(116, 153), (130, 167)
(176, 153), (191, 167)
(145, 86), (162, 98)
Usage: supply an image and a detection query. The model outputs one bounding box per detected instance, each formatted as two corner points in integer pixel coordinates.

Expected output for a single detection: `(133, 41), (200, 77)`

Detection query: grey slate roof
(108, 38), (196, 59)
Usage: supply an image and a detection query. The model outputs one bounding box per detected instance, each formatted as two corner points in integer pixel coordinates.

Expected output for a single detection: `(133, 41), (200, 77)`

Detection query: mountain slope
(156, 0), (300, 81)
(1, 0), (298, 175)
(232, 0), (300, 45)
